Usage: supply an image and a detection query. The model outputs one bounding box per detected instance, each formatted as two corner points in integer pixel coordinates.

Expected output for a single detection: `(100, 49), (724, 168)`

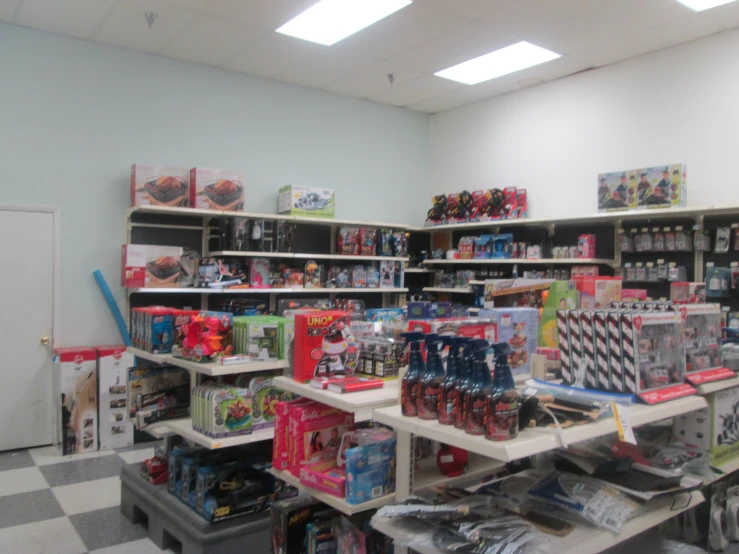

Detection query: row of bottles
(399, 332), (520, 442)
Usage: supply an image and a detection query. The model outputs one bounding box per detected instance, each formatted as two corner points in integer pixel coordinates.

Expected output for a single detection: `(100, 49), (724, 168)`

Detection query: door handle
(40, 336), (50, 345)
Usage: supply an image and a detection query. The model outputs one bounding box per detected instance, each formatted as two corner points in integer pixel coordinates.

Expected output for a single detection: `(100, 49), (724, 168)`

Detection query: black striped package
(620, 312), (638, 394)
(567, 310), (583, 386)
(593, 310), (610, 391)
(579, 310), (598, 390)
(606, 310), (625, 393)
(557, 309), (572, 384)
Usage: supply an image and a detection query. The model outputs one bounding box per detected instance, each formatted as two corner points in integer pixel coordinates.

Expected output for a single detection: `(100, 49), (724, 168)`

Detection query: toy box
(271, 496), (325, 554)
(597, 170), (636, 212)
(458, 236), (475, 259)
(592, 311), (610, 390)
(426, 195), (447, 226)
(365, 308), (405, 323)
(674, 387), (739, 467)
(478, 308), (538, 379)
(338, 227), (360, 255)
(345, 435), (396, 504)
(130, 307), (174, 353)
(300, 464), (346, 499)
(679, 304), (722, 374)
(244, 318), (283, 362)
(168, 446), (207, 495)
(577, 234), (596, 258)
(54, 347), (98, 455)
(190, 167), (244, 211)
(474, 235), (495, 259)
(671, 282), (707, 304)
(96, 345), (134, 450)
(516, 188), (528, 218)
(249, 258), (271, 288)
(622, 289), (648, 302)
(130, 164), (189, 208)
(272, 399), (313, 471)
(288, 403), (354, 477)
(575, 277), (623, 310)
(245, 375), (290, 430)
(171, 309), (199, 357)
(293, 312), (358, 383)
(121, 244), (189, 289)
(181, 311), (233, 362)
(359, 228), (377, 256)
(538, 281), (580, 348)
(635, 164), (687, 210)
(128, 365), (190, 429)
(278, 185), (335, 218)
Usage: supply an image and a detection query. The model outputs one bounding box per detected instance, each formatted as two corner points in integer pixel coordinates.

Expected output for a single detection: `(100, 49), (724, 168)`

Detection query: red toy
(182, 313), (233, 362)
(293, 312), (359, 383)
(141, 455), (168, 485)
(436, 444), (468, 477)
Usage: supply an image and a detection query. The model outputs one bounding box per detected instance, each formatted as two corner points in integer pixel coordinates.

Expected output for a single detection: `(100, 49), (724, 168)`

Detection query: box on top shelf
(636, 164), (687, 210)
(130, 164), (189, 208)
(597, 170), (636, 212)
(190, 168), (244, 211)
(96, 345), (134, 451)
(53, 347), (98, 455)
(278, 185), (335, 218)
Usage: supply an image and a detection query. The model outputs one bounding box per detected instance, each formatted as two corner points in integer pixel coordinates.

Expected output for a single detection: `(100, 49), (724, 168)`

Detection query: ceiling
(3, 0), (739, 113)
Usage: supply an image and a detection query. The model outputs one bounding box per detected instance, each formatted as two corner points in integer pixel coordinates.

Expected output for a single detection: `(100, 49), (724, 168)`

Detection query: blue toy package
(168, 447), (207, 495)
(474, 235), (495, 259)
(428, 302), (451, 319)
(478, 308), (539, 379)
(407, 302), (429, 319)
(366, 308), (406, 323)
(344, 436), (397, 505)
(493, 234), (514, 259)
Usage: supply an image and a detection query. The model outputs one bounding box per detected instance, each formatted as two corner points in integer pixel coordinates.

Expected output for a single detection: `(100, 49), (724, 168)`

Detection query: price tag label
(612, 403), (637, 445)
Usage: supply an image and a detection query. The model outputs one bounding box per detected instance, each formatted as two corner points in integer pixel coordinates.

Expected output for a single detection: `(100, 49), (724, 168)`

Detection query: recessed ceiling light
(276, 0), (413, 46)
(675, 0), (738, 11)
(435, 41), (561, 85)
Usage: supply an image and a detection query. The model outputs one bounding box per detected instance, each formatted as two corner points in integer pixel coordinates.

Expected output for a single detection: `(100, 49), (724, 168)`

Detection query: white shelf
(422, 258), (615, 267)
(422, 287), (474, 294)
(128, 287), (289, 295)
(208, 251), (291, 258)
(127, 347), (170, 364)
(166, 418), (274, 449)
(292, 288), (408, 294)
(167, 357), (287, 377)
(372, 490), (704, 554)
(372, 396), (708, 463)
(128, 288), (215, 294)
(292, 253), (409, 262)
(273, 377), (399, 422)
(270, 468), (395, 515)
(712, 454), (739, 477)
(140, 417), (190, 438)
(290, 215), (409, 229)
(404, 268), (433, 273)
(697, 376), (739, 394)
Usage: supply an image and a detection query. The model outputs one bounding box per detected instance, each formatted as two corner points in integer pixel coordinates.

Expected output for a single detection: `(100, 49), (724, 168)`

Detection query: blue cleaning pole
(93, 270), (131, 346)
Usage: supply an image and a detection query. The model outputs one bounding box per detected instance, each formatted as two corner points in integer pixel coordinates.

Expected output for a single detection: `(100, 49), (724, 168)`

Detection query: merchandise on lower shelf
(96, 345), (134, 450)
(128, 365), (190, 429)
(122, 244), (199, 289)
(54, 347), (99, 455)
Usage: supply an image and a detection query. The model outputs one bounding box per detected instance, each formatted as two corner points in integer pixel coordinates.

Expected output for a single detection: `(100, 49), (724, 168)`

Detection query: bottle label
(439, 385), (457, 425)
(454, 387), (466, 429)
(401, 378), (418, 417)
(485, 393), (519, 441)
(465, 393), (486, 436)
(418, 382), (442, 420)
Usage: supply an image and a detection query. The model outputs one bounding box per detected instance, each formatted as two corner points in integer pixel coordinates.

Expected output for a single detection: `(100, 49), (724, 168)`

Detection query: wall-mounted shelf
(404, 268), (433, 273)
(167, 357), (288, 377)
(166, 418), (274, 449)
(127, 347), (169, 364)
(208, 251), (409, 262)
(422, 258), (616, 267)
(291, 288), (409, 294)
(128, 287), (408, 295)
(696, 375), (739, 395)
(422, 287), (474, 294)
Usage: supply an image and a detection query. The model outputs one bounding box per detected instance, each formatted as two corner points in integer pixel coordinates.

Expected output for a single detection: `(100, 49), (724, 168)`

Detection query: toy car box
(674, 387), (739, 467)
(168, 446), (207, 495)
(597, 170), (636, 212)
(130, 164), (189, 208)
(478, 308), (538, 379)
(96, 345), (134, 450)
(54, 347), (98, 455)
(190, 167), (244, 211)
(293, 311), (358, 383)
(278, 185), (335, 218)
(130, 307), (174, 354)
(635, 164), (687, 210)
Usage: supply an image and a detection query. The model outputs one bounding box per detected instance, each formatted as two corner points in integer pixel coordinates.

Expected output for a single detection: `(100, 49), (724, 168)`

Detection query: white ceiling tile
(221, 32), (324, 77)
(159, 14), (264, 65)
(205, 0), (318, 29)
(406, 88), (487, 113)
(0, 0), (20, 22)
(704, 1), (739, 28)
(91, 0), (197, 53)
(323, 60), (424, 98)
(274, 50), (375, 89)
(417, 0), (521, 19)
(157, 0), (217, 11)
(333, 2), (468, 60)
(367, 74), (462, 106)
(14, 0), (116, 39)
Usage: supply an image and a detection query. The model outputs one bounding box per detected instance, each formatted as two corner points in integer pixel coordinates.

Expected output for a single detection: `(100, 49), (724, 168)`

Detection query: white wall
(430, 28), (739, 219)
(0, 23), (429, 347)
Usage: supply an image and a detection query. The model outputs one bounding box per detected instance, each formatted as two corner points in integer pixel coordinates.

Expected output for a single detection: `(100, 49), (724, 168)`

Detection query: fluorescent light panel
(276, 0), (413, 46)
(675, 0), (738, 11)
(435, 41), (561, 85)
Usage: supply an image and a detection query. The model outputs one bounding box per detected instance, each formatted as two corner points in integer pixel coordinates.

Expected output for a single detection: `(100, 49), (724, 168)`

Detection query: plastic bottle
(418, 334), (447, 420)
(439, 337), (467, 425)
(465, 339), (493, 435)
(454, 339), (475, 429)
(485, 343), (520, 442)
(400, 332), (425, 417)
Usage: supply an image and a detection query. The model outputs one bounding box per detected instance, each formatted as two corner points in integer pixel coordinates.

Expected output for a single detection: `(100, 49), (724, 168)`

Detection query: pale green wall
(0, 23), (430, 346)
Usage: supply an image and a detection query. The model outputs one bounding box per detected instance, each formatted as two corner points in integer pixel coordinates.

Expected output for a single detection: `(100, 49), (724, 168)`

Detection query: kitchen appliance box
(278, 185), (335, 218)
(121, 244), (186, 289)
(674, 387), (739, 467)
(190, 168), (244, 211)
(96, 345), (135, 450)
(130, 164), (189, 208)
(53, 347), (99, 455)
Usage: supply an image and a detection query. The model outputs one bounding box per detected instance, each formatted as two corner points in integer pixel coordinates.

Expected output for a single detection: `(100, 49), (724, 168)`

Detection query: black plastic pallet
(120, 464), (270, 554)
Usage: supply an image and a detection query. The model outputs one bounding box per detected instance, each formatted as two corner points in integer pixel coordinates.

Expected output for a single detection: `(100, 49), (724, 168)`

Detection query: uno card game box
(293, 311), (358, 383)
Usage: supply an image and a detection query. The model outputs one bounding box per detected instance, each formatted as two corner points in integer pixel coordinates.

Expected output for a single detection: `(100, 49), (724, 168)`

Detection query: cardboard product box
(606, 310), (625, 393)
(556, 310), (572, 384)
(567, 311), (583, 385)
(288, 404), (354, 477)
(678, 304), (722, 373)
(345, 436), (397, 505)
(674, 388), (739, 467)
(121, 244), (189, 289)
(54, 347), (98, 455)
(278, 185), (335, 218)
(597, 170), (636, 212)
(478, 308), (538, 379)
(96, 345), (134, 450)
(575, 277), (623, 310)
(131, 307), (173, 354)
(593, 311), (610, 391)
(127, 365), (190, 427)
(270, 496), (326, 554)
(130, 164), (189, 208)
(579, 311), (598, 390)
(635, 164), (687, 210)
(190, 168), (244, 211)
(671, 282), (707, 304)
(538, 281), (580, 348)
(293, 312), (358, 383)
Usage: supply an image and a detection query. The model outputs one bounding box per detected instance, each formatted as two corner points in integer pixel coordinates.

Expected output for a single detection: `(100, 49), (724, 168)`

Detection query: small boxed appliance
(121, 244), (191, 289)
(190, 168), (244, 211)
(54, 347), (98, 455)
(96, 345), (134, 450)
(278, 185), (335, 218)
(130, 164), (189, 208)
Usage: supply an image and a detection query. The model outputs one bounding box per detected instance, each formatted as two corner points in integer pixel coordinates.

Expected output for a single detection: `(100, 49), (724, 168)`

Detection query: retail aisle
(0, 441), (174, 554)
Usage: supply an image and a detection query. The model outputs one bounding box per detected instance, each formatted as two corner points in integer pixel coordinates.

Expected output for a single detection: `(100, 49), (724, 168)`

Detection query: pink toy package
(300, 463), (346, 499)
(273, 398), (313, 471)
(288, 404), (354, 477)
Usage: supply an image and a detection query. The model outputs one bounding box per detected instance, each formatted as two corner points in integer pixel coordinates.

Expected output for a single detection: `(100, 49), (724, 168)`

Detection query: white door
(0, 209), (55, 450)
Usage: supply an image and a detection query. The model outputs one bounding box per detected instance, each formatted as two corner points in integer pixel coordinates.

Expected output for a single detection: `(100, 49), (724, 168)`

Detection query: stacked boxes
(96, 345), (134, 450)
(130, 307), (174, 354)
(598, 164), (687, 212)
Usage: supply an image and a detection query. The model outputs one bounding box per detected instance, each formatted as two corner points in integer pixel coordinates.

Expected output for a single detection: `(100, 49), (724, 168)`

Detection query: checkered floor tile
(0, 442), (176, 554)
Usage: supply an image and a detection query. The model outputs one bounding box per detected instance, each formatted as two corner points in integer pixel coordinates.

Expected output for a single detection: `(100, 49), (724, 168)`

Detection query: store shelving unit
(127, 347), (169, 364)
(422, 258), (616, 267)
(422, 287), (474, 294)
(166, 357), (288, 377)
(697, 376), (739, 395)
(166, 418), (275, 449)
